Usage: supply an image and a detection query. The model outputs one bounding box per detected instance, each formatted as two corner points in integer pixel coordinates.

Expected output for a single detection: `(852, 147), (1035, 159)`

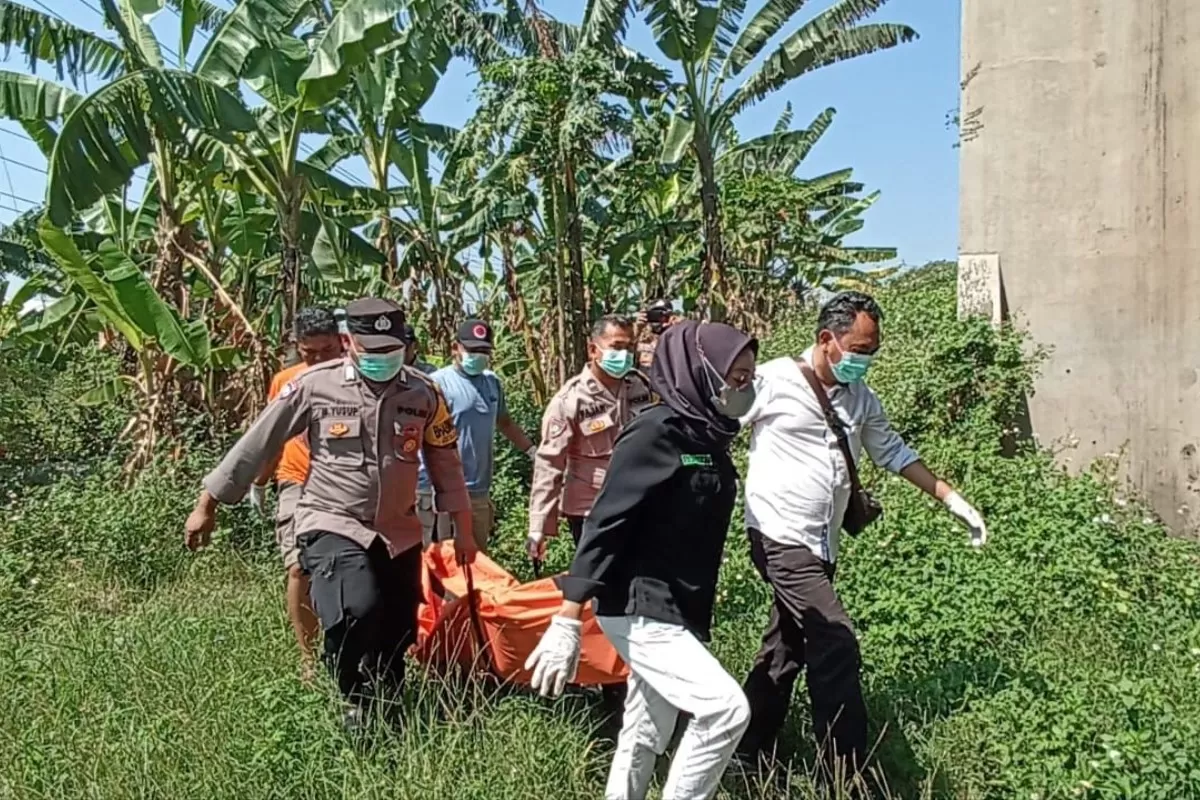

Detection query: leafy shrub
(0, 445), (266, 630)
(0, 345), (130, 494)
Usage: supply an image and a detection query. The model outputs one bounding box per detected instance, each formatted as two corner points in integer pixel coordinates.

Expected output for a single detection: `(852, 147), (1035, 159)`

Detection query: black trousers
(298, 531), (421, 707)
(738, 528), (868, 772)
(567, 515), (585, 546)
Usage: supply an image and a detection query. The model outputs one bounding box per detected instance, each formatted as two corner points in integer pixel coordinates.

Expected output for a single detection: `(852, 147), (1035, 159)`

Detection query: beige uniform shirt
(528, 366), (656, 538)
(203, 359), (469, 557)
(636, 334), (658, 371)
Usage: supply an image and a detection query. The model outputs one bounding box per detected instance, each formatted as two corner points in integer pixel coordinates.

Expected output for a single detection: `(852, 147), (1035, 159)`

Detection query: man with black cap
(417, 318), (535, 553)
(636, 298), (680, 371)
(184, 297), (474, 731)
(402, 324), (437, 375)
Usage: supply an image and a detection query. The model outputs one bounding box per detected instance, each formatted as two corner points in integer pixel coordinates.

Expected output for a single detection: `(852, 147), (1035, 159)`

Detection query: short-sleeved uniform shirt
(418, 366), (506, 496)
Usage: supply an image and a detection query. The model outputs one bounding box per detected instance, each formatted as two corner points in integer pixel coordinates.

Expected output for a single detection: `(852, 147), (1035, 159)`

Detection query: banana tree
(624, 0), (916, 319)
(33, 220), (231, 473)
(0, 276), (43, 342)
(187, 0), (411, 333)
(308, 8), (477, 346)
(458, 9), (668, 377)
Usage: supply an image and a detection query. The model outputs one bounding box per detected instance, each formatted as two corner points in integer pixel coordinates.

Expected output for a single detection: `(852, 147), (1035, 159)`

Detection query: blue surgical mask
(355, 348), (405, 383)
(598, 349), (634, 379)
(829, 337), (873, 384)
(460, 352), (489, 376)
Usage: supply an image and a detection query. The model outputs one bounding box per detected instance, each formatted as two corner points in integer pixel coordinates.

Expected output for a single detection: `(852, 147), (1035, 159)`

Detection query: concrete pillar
(958, 0), (1200, 534)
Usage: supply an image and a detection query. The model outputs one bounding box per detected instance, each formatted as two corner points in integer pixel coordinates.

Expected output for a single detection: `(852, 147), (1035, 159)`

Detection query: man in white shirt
(735, 291), (988, 774)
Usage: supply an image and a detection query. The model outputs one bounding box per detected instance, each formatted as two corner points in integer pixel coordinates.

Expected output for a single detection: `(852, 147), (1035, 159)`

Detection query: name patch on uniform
(680, 454), (713, 467)
(576, 402), (609, 421)
(313, 405), (359, 419)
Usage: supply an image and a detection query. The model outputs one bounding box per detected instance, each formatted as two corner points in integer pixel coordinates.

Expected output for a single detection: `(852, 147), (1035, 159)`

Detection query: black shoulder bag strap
(798, 361), (882, 535)
(798, 362), (863, 490)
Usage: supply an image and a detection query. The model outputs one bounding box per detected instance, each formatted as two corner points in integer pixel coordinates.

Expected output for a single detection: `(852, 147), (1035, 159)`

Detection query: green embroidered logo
(680, 454), (713, 467)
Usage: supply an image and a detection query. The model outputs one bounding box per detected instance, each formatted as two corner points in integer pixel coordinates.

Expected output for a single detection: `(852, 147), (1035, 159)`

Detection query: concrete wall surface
(959, 0), (1200, 534)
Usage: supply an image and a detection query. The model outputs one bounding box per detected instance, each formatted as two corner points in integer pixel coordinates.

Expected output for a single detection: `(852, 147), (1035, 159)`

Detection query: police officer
(184, 298), (474, 730)
(635, 299), (680, 371)
(525, 314), (655, 560)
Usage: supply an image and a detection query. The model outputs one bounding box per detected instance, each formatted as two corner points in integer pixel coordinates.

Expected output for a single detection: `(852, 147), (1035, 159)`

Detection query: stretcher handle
(463, 564), (490, 670)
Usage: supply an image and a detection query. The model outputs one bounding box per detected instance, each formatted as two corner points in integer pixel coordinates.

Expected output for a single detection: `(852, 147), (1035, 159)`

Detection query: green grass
(0, 553), (878, 800)
(4, 266), (1200, 799)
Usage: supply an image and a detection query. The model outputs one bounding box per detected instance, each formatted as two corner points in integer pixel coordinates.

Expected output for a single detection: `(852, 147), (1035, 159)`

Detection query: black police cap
(343, 298), (406, 349)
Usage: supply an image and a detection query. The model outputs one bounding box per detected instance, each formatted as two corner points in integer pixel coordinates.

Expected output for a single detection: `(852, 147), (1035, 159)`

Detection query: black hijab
(650, 320), (757, 449)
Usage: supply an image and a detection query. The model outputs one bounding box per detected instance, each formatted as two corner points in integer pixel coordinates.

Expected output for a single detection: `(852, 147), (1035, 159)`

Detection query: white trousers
(597, 615), (750, 800)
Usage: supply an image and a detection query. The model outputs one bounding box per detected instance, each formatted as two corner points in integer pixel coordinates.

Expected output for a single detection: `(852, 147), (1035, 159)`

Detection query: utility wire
(0, 141), (21, 213)
(19, 2), (375, 194)
(0, 150), (146, 190)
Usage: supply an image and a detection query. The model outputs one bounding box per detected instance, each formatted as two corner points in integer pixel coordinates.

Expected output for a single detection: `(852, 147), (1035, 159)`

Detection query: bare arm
(557, 599), (584, 620)
(499, 414), (534, 453)
(899, 461), (955, 502)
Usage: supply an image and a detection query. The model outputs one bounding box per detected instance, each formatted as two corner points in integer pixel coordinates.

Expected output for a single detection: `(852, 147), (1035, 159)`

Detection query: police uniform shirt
(203, 358), (469, 557)
(528, 366), (655, 539)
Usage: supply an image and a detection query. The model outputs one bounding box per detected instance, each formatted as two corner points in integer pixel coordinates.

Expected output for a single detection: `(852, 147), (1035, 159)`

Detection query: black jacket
(557, 404), (739, 641)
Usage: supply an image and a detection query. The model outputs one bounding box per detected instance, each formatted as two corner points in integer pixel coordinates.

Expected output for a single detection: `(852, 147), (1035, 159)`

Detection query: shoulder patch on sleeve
(424, 384), (459, 448)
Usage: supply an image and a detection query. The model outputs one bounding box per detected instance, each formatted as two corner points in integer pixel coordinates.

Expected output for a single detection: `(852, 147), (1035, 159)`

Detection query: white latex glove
(248, 484), (267, 517)
(945, 491), (988, 547)
(526, 530), (547, 561)
(524, 616), (582, 698)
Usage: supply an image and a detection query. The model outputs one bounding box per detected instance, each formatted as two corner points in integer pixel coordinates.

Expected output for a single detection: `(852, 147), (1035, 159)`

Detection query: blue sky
(0, 0), (960, 266)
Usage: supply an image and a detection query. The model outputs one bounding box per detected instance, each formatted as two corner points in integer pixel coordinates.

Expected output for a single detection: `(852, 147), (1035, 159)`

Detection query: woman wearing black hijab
(525, 320), (758, 800)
